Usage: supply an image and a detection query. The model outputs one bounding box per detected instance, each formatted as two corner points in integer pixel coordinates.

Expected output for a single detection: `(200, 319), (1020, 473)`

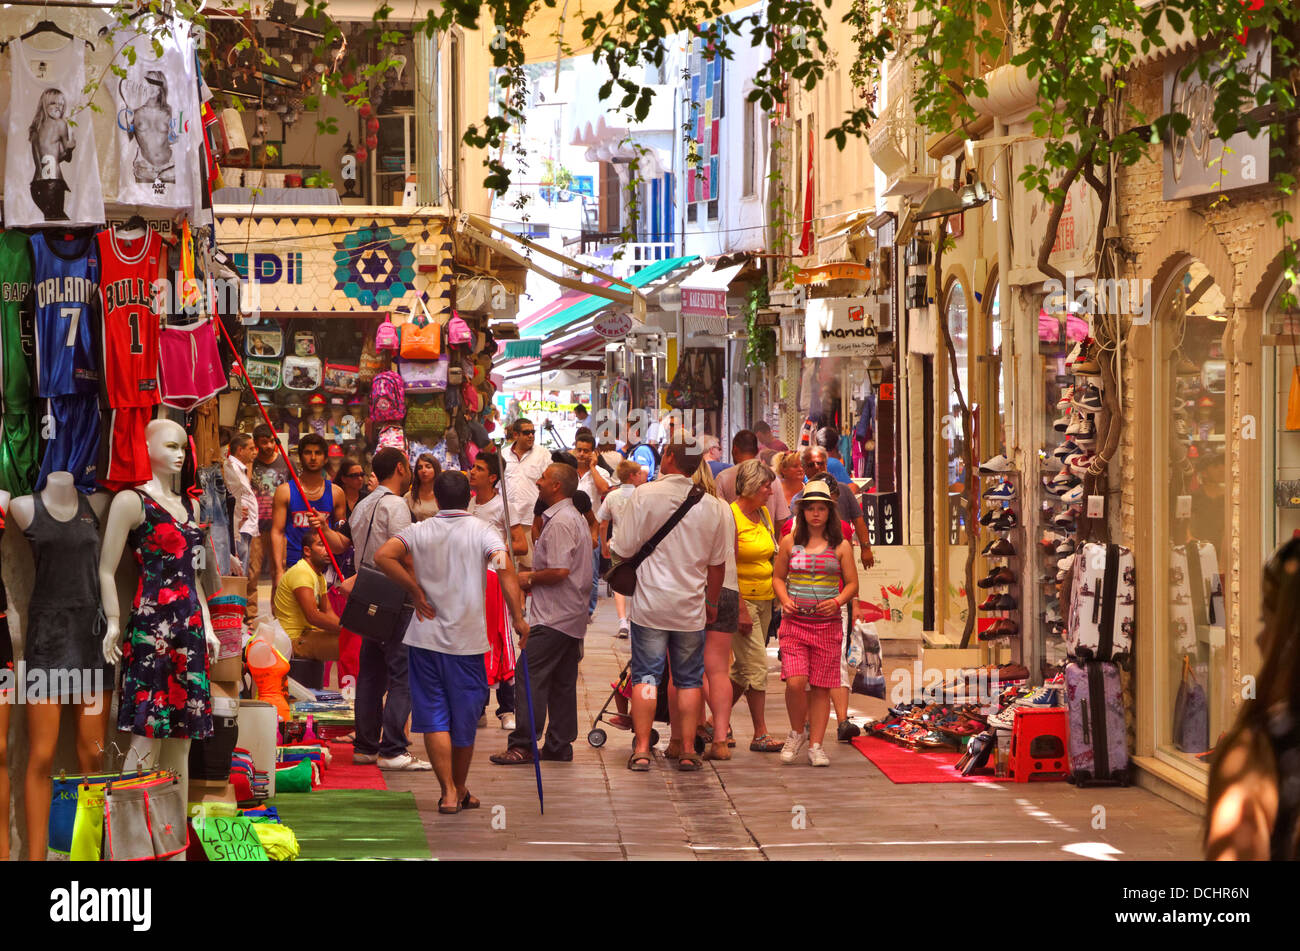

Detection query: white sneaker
(499, 713), (516, 731)
(977, 454), (1013, 474)
(378, 753), (433, 771)
(807, 743), (830, 767)
(780, 730), (808, 764)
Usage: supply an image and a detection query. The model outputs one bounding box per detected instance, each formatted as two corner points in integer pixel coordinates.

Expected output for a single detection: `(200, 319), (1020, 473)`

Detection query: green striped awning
(502, 339), (542, 359)
(520, 254), (698, 341)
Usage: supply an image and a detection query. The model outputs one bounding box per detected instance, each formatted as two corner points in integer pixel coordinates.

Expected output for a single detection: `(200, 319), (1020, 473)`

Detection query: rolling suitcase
(1065, 542), (1135, 661)
(1064, 660), (1129, 786)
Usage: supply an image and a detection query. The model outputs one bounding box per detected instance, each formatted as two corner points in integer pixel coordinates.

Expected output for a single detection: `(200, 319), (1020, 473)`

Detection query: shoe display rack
(1040, 333), (1103, 671)
(976, 469), (1021, 658)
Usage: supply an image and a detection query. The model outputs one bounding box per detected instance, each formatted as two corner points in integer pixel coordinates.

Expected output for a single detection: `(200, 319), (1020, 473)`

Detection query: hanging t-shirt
(110, 22), (199, 210)
(4, 39), (105, 227)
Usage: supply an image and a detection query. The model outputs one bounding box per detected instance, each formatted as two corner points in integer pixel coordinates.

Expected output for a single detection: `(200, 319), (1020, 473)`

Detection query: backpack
(369, 370), (406, 423)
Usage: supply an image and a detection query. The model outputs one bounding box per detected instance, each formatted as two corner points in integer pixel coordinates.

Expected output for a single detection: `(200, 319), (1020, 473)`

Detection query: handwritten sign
(195, 816), (269, 861)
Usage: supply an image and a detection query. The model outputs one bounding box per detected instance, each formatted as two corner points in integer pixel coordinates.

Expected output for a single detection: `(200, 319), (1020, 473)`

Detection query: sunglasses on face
(519, 429), (535, 436)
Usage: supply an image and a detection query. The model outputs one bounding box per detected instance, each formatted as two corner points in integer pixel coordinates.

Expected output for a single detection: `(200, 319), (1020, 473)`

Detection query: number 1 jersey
(30, 231), (100, 398)
(96, 227), (162, 408)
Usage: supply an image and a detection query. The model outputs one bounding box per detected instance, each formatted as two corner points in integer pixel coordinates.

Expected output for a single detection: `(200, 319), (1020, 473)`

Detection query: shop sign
(793, 262), (872, 285)
(1163, 35), (1270, 200)
(195, 816), (269, 861)
(593, 312), (633, 339)
(855, 545), (924, 640)
(804, 297), (880, 357)
(1009, 137), (1100, 278)
(860, 491), (902, 547)
(681, 286), (728, 319)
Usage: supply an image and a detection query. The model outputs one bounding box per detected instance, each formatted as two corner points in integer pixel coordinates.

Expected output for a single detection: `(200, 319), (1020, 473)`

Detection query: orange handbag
(400, 297), (441, 360)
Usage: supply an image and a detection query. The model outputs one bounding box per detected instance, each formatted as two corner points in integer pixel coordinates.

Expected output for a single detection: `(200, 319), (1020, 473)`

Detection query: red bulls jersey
(96, 227), (162, 408)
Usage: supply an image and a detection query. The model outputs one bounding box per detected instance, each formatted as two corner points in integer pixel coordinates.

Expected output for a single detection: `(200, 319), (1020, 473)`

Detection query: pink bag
(375, 317), (400, 351)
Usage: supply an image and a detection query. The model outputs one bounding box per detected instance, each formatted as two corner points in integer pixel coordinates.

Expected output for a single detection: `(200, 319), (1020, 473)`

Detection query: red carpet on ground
(851, 734), (997, 784)
(317, 742), (388, 790)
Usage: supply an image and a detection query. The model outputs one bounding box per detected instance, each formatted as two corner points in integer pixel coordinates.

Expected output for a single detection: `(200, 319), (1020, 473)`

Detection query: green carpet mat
(271, 790), (433, 860)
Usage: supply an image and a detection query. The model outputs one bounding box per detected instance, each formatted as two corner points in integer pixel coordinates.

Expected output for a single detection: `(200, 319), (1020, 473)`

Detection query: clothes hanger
(116, 214), (149, 240)
(19, 17), (95, 52)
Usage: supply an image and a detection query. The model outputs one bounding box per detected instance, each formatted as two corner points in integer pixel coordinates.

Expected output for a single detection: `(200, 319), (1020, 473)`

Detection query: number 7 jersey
(30, 231), (100, 398)
(96, 227), (163, 408)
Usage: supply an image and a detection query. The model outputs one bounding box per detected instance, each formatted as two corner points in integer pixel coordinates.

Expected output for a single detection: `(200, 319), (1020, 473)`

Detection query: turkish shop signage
(804, 297), (880, 357)
(1163, 35), (1270, 200)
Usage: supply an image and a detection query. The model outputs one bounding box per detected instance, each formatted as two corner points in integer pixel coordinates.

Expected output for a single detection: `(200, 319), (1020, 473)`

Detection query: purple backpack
(369, 370), (406, 423)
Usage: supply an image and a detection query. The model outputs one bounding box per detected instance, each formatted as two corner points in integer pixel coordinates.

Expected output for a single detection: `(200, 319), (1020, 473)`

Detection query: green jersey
(0, 229), (37, 495)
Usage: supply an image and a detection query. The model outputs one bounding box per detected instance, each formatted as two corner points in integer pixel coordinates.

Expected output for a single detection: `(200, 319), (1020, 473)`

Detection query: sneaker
(352, 752), (379, 765)
(378, 753), (433, 771)
(1067, 451), (1095, 475)
(1053, 440), (1081, 462)
(1062, 484), (1086, 504)
(1052, 413), (1072, 432)
(1052, 507), (1081, 527)
(1057, 385), (1075, 406)
(1073, 386), (1103, 412)
(808, 743), (831, 767)
(982, 537), (1016, 558)
(978, 566), (1016, 588)
(499, 713), (517, 731)
(1073, 356), (1102, 375)
(1055, 539), (1077, 557)
(1066, 415), (1096, 438)
(985, 482), (1016, 501)
(987, 706), (1019, 730)
(837, 719), (861, 742)
(780, 730), (808, 764)
(616, 619), (630, 638)
(978, 454), (1014, 474)
(979, 506), (1006, 526)
(987, 510), (1019, 531)
(1015, 685), (1063, 709)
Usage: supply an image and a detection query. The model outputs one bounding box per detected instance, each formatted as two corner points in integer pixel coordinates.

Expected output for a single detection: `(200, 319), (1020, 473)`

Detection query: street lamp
(867, 357), (885, 387)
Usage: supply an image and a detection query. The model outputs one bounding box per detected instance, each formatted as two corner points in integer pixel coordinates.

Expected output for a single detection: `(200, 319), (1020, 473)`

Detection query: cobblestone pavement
(381, 595), (1205, 861)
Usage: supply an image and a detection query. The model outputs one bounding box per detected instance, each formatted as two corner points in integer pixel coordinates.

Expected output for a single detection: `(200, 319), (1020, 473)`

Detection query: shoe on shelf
(1053, 440), (1081, 462)
(979, 506), (1007, 526)
(1067, 451), (1095, 475)
(995, 593), (1018, 610)
(1052, 507), (1081, 527)
(1057, 385), (1076, 406)
(379, 753), (433, 771)
(1053, 414), (1072, 432)
(1066, 414), (1096, 438)
(1055, 539), (1077, 557)
(1062, 484), (1086, 504)
(1074, 386), (1104, 412)
(985, 482), (1016, 501)
(808, 743), (831, 767)
(983, 538), (1016, 558)
(780, 730), (809, 764)
(499, 713), (517, 731)
(988, 511), (1019, 531)
(978, 566), (1017, 589)
(1073, 356), (1102, 375)
(837, 719), (862, 742)
(979, 619), (1020, 641)
(1057, 554), (1077, 573)
(978, 454), (1014, 474)
(978, 593), (1002, 611)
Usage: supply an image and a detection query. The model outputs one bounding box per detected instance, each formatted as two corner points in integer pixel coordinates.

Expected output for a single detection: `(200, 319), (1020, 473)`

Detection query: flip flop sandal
(627, 751), (653, 771)
(750, 734), (784, 752)
(461, 792), (481, 809)
(438, 801), (462, 815)
(677, 754), (703, 771)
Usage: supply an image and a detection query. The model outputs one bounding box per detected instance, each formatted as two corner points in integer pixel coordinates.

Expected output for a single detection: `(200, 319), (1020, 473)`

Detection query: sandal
(702, 742), (731, 761)
(438, 801), (462, 815)
(750, 734), (784, 753)
(627, 751), (653, 771)
(664, 740), (684, 760)
(460, 792), (481, 809)
(489, 747), (536, 766)
(677, 753), (703, 771)
(696, 723), (715, 744)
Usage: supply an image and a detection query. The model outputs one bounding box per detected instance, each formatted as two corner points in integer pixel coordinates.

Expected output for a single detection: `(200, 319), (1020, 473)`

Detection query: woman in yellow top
(730, 459), (783, 752)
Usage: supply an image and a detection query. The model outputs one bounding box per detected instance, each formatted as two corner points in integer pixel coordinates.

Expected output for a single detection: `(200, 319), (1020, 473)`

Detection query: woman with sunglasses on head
(405, 452), (442, 522)
(1207, 539), (1300, 859)
(771, 480), (859, 767)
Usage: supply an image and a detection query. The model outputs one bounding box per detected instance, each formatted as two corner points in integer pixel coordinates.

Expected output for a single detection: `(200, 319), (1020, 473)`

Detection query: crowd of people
(218, 414), (881, 813)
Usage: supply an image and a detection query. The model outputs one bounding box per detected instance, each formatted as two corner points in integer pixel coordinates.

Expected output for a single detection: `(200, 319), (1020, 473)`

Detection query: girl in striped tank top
(771, 480), (859, 766)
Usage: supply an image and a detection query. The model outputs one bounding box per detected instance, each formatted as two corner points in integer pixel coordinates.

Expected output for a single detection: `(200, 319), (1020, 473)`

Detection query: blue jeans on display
(198, 465), (233, 575)
(589, 547), (600, 615)
(236, 532), (252, 575)
(355, 636), (412, 759)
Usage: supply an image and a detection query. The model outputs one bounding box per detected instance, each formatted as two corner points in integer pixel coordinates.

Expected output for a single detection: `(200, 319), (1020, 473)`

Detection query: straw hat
(797, 479), (835, 507)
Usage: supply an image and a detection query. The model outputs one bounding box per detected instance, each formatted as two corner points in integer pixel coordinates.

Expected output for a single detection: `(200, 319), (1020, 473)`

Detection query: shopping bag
(1288, 366), (1300, 430)
(850, 620), (885, 699)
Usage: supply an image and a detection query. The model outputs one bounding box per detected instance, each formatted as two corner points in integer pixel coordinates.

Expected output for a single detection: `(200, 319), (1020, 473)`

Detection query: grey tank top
(25, 492), (101, 609)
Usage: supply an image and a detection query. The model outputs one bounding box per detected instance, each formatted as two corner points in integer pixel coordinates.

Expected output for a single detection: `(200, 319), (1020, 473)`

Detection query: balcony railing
(566, 231), (676, 279)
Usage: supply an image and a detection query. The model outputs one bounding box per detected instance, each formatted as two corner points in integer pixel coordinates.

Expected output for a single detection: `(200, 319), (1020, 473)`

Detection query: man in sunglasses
(503, 417), (552, 569)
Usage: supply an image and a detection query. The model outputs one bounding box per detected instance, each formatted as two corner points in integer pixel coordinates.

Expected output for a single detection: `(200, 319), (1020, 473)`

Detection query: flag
(799, 125), (815, 256)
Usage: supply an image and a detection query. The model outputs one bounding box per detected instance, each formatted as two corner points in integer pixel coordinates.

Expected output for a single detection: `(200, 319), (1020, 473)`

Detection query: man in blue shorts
(374, 471), (528, 814)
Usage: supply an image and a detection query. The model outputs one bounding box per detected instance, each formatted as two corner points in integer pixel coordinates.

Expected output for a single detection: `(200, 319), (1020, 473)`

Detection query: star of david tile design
(333, 223), (416, 307)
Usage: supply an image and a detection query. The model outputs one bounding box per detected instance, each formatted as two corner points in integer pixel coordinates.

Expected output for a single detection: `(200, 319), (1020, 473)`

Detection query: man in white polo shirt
(613, 442), (729, 772)
(503, 417), (551, 568)
(374, 471), (528, 815)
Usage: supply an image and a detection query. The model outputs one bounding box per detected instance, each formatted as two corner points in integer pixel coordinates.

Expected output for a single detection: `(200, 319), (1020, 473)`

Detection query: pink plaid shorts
(779, 612), (843, 689)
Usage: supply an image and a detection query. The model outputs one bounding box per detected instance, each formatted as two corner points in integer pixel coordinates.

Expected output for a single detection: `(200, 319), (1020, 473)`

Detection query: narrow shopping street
(381, 597), (1203, 861)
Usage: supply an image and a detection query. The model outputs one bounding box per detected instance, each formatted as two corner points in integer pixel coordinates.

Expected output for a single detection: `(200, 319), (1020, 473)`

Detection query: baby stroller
(587, 659), (704, 753)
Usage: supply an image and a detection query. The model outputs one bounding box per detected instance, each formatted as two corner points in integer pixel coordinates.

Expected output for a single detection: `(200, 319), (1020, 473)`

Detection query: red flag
(1237, 0), (1265, 43)
(799, 125), (815, 256)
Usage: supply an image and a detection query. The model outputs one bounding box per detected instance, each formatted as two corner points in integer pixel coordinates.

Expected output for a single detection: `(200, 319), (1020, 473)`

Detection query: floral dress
(117, 489), (213, 740)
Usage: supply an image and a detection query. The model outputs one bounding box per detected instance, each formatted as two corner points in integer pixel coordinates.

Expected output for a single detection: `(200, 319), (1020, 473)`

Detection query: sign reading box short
(805, 297), (880, 357)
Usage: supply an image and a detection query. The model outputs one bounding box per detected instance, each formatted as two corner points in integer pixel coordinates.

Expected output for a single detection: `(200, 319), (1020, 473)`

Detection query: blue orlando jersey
(30, 232), (100, 398)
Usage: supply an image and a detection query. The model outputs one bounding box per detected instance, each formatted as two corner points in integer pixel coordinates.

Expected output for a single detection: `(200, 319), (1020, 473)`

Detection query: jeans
(236, 532), (252, 575)
(494, 678), (515, 717)
(509, 625), (582, 758)
(245, 531), (272, 623)
(589, 547), (600, 614)
(629, 622), (705, 688)
(197, 465), (233, 575)
(355, 636), (412, 759)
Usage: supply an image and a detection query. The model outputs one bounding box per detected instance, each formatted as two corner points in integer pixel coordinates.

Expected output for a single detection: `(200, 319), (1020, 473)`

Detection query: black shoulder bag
(340, 493), (413, 645)
(602, 485), (706, 596)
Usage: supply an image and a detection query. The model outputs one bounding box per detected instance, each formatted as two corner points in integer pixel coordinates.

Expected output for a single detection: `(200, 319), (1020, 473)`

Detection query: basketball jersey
(285, 478), (334, 568)
(96, 228), (162, 408)
(4, 39), (106, 227)
(0, 230), (35, 413)
(30, 232), (99, 398)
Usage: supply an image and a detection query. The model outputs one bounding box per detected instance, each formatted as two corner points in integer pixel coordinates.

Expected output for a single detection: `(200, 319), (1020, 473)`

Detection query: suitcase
(1065, 542), (1135, 661)
(1064, 660), (1129, 786)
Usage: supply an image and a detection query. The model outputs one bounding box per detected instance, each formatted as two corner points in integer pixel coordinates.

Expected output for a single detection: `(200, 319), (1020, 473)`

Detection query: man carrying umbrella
(374, 471), (529, 815)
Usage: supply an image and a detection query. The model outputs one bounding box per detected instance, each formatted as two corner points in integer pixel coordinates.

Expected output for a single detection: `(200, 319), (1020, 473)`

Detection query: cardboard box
(188, 779), (237, 805)
(211, 656), (243, 682)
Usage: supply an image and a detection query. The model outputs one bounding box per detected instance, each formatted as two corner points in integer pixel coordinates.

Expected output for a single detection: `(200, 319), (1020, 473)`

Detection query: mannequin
(10, 475), (113, 860)
(100, 419), (220, 798)
(245, 619), (293, 721)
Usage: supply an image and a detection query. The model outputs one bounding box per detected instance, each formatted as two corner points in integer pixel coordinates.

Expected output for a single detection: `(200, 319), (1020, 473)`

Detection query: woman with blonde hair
(774, 450), (806, 528)
(731, 459), (783, 752)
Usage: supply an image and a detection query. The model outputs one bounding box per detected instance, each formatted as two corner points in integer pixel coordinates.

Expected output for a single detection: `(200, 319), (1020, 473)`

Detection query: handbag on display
(293, 330), (318, 357)
(399, 296), (442, 360)
(400, 355), (448, 391)
(340, 496), (414, 645)
(246, 358), (281, 391)
(405, 399), (449, 434)
(322, 363), (359, 395)
(603, 485), (705, 596)
(1172, 656), (1210, 754)
(376, 425), (407, 452)
(375, 316), (401, 352)
(358, 339), (390, 384)
(245, 320), (283, 359)
(1276, 479), (1300, 508)
(281, 355), (322, 391)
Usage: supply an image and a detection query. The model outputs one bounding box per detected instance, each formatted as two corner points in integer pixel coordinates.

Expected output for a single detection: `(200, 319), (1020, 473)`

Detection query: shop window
(986, 279), (1006, 458)
(1156, 259), (1229, 771)
(1265, 285), (1300, 552)
(945, 281), (969, 542)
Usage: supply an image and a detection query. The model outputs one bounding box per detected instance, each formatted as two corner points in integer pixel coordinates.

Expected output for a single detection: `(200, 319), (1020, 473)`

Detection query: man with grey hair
(490, 462), (592, 765)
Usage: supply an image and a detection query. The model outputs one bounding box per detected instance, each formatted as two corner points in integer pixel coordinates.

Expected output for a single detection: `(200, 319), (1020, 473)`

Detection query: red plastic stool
(1008, 707), (1069, 782)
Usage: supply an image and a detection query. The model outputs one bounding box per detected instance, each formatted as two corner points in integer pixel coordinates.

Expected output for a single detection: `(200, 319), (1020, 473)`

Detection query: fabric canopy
(679, 262), (745, 319)
(520, 254), (698, 341)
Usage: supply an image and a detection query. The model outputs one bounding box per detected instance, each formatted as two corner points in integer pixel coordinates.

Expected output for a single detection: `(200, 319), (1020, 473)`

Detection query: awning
(680, 263), (745, 320)
(519, 254), (699, 341)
